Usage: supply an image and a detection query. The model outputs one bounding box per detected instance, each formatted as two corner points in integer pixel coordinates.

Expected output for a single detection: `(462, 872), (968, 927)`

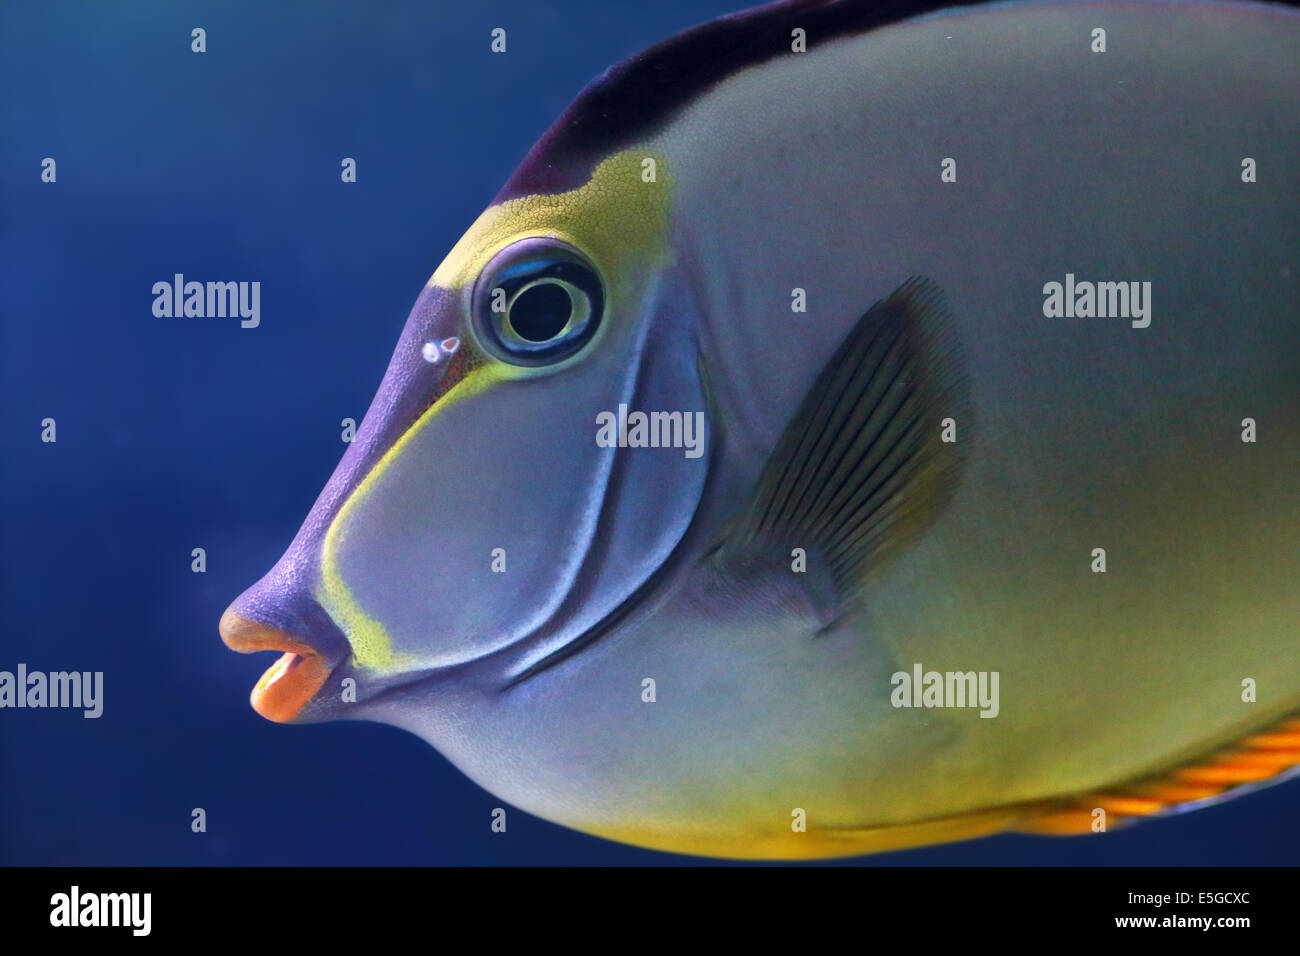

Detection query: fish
(219, 0), (1300, 859)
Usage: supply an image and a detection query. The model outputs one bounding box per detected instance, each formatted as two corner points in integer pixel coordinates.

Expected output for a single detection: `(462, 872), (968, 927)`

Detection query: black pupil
(510, 282), (573, 342)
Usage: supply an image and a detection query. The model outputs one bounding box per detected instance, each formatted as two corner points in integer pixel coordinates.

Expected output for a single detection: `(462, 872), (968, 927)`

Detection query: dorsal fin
(717, 276), (969, 602)
(498, 0), (967, 200)
(1019, 712), (1300, 834)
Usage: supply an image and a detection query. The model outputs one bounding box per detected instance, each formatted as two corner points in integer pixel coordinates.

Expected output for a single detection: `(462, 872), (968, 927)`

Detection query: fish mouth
(219, 607), (336, 723)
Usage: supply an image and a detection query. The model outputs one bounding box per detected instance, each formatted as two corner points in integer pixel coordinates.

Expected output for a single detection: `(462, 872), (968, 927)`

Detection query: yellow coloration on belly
(589, 802), (1049, 861)
(317, 363), (510, 672)
(429, 149), (673, 299)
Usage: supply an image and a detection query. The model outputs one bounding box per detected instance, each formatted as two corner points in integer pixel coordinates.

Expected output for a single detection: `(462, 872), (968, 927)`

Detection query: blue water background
(1, 0), (1295, 864)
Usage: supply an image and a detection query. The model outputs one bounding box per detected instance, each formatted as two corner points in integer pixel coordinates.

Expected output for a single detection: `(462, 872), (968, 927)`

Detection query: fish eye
(472, 238), (605, 366)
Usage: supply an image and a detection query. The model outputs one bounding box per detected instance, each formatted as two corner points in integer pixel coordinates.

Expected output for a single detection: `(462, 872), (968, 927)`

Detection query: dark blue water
(2, 0), (1295, 865)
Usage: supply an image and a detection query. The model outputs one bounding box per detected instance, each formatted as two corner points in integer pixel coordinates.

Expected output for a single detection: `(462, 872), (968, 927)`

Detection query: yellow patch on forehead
(430, 149), (673, 296)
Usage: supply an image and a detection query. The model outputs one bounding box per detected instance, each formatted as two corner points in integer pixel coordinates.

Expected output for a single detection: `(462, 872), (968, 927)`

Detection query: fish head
(221, 149), (712, 723)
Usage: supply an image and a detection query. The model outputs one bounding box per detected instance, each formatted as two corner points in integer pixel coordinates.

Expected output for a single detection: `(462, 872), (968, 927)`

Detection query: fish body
(222, 0), (1300, 858)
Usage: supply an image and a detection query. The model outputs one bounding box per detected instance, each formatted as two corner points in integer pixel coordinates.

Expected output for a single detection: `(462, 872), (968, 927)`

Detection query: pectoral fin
(715, 276), (970, 606)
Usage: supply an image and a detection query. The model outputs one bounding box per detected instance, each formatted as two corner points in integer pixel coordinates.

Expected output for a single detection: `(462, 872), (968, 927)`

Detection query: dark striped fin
(731, 276), (970, 599)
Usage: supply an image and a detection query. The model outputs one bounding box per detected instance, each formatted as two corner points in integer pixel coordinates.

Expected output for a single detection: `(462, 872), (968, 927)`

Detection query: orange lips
(219, 608), (333, 723)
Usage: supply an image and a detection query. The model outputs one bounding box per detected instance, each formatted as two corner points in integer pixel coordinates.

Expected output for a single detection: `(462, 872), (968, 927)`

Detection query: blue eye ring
(472, 238), (605, 366)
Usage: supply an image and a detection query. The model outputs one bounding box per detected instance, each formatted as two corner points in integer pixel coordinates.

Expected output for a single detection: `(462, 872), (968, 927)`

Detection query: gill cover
(319, 151), (710, 675)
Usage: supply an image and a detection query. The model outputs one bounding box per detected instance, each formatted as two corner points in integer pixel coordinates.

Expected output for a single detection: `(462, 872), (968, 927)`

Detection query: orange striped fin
(1018, 715), (1300, 835)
